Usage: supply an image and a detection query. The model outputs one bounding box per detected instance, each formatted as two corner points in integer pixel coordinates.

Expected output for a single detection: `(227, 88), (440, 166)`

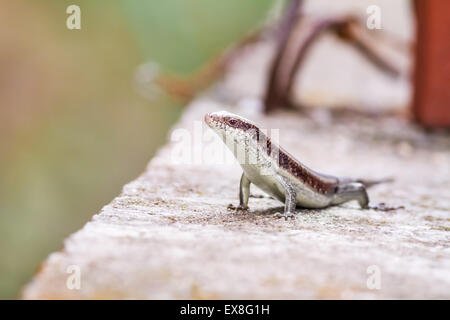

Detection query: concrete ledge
(23, 95), (450, 299)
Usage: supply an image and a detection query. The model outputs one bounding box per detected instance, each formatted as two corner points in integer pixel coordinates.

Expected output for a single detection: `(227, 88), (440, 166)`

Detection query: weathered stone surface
(22, 8), (449, 297)
(23, 96), (450, 299)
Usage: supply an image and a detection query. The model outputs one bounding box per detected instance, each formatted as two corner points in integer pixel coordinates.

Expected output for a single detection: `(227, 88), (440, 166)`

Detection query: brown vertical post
(413, 0), (450, 128)
(264, 0), (303, 113)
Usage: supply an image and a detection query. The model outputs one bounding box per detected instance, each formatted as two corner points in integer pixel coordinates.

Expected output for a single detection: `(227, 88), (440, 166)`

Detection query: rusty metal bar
(413, 0), (450, 128)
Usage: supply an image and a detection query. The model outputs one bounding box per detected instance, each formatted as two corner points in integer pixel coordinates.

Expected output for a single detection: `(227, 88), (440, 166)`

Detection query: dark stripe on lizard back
(226, 116), (337, 195)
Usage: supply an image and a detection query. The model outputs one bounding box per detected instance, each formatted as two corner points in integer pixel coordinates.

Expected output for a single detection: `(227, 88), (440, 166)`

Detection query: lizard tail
(355, 177), (394, 188)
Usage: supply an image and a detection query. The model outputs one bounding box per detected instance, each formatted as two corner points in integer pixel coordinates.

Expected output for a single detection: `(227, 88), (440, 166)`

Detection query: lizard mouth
(204, 113), (214, 127)
(204, 113), (225, 131)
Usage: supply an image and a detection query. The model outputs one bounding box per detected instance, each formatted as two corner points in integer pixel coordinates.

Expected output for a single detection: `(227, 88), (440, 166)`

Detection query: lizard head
(204, 111), (259, 144)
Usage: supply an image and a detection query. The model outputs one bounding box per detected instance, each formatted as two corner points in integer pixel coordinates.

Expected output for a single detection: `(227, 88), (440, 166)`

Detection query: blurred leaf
(122, 0), (275, 74)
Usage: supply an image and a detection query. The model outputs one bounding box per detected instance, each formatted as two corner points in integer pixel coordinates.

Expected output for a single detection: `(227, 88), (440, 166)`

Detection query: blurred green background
(0, 0), (275, 298)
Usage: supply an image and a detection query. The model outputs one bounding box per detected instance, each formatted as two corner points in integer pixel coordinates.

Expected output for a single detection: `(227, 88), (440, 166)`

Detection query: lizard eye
(228, 119), (237, 126)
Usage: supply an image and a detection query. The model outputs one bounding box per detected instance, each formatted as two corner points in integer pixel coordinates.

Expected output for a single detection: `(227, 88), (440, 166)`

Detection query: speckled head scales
(204, 111), (258, 133)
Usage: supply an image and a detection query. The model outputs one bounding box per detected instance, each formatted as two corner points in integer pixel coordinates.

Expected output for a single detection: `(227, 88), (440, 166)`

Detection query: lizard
(204, 110), (396, 219)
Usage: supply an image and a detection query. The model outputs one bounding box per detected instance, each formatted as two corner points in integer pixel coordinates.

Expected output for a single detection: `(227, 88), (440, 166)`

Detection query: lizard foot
(274, 212), (296, 220)
(369, 202), (404, 212)
(227, 204), (248, 211)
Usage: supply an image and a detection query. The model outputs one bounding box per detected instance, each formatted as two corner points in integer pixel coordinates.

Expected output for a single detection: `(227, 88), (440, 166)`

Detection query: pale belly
(242, 164), (286, 201)
(241, 164), (332, 209)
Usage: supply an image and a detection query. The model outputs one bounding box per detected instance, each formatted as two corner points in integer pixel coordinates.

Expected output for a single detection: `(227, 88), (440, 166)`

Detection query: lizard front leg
(275, 175), (297, 220)
(227, 173), (251, 212)
(238, 172), (251, 210)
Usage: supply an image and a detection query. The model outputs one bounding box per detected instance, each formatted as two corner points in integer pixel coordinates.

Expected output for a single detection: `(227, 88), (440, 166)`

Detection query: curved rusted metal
(264, 1), (403, 113)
